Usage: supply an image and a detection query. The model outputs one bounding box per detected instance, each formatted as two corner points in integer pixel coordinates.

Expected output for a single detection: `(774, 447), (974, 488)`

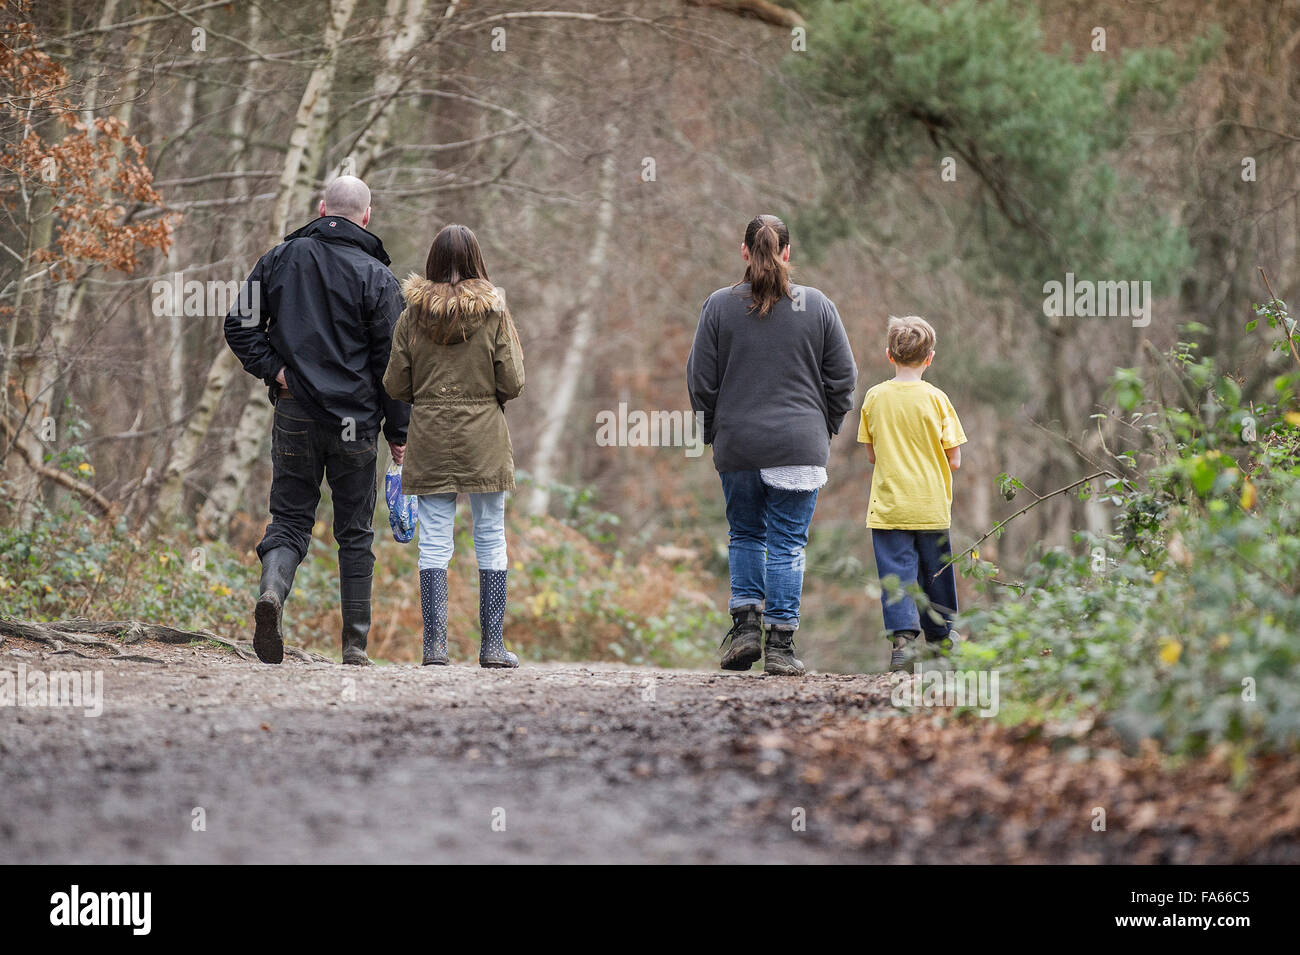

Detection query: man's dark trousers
(257, 396), (378, 576)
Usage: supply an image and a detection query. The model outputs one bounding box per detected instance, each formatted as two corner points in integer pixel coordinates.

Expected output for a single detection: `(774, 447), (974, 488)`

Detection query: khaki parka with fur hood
(382, 275), (524, 495)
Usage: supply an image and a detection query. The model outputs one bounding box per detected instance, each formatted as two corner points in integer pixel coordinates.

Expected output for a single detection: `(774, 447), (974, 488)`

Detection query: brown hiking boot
(720, 607), (763, 671)
(763, 624), (806, 677)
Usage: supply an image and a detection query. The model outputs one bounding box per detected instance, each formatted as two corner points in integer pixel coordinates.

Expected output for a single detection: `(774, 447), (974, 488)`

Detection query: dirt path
(1, 637), (1296, 863)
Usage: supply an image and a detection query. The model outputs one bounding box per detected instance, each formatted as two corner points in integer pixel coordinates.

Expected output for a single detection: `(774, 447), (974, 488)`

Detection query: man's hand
(389, 442), (405, 466)
(275, 366), (287, 388)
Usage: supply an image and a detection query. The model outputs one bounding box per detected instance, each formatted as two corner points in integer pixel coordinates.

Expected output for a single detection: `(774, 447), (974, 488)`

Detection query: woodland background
(3, 0), (1298, 684)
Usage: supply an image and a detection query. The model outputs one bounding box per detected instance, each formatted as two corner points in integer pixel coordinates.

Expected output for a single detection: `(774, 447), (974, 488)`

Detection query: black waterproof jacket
(224, 216), (410, 443)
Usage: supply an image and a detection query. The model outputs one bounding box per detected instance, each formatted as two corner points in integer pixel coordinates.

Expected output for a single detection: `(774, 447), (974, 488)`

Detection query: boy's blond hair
(887, 315), (936, 366)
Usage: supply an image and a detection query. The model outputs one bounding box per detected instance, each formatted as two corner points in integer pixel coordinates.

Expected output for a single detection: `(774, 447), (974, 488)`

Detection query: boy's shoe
(764, 625), (806, 677)
(719, 607), (763, 671)
(923, 631), (954, 656)
(889, 630), (921, 671)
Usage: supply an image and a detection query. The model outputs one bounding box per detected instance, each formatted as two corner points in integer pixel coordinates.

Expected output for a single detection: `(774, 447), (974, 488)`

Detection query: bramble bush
(0, 499), (316, 634)
(0, 471), (720, 668)
(511, 473), (722, 668)
(955, 295), (1300, 762)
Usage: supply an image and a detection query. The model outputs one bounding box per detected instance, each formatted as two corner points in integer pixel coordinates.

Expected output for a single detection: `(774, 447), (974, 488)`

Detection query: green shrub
(956, 297), (1300, 761)
(0, 500), (334, 637)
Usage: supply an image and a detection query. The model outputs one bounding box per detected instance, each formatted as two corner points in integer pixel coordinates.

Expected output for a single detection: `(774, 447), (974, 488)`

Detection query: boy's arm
(940, 392), (967, 471)
(856, 393), (874, 463)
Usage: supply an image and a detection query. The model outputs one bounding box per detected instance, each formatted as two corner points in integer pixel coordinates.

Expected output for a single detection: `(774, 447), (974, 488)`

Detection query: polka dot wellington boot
(478, 569), (518, 669)
(420, 568), (450, 666)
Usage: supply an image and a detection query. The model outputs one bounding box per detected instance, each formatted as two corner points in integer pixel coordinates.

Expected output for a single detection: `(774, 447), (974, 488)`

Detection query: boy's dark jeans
(256, 396), (378, 580)
(871, 528), (957, 640)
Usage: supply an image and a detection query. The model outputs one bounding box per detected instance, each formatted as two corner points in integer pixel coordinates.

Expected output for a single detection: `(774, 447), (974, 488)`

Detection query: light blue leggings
(416, 492), (508, 570)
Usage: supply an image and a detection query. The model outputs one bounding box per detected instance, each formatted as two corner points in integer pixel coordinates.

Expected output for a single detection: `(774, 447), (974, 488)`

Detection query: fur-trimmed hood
(401, 274), (504, 343)
(383, 273), (525, 496)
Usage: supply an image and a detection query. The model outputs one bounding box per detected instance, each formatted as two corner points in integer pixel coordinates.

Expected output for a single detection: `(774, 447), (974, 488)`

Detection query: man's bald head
(321, 175), (371, 226)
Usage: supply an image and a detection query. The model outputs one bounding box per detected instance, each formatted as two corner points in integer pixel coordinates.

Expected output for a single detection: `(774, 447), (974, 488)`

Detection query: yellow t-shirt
(857, 379), (967, 529)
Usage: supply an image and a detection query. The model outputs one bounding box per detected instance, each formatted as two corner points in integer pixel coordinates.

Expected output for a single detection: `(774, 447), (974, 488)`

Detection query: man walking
(224, 176), (409, 665)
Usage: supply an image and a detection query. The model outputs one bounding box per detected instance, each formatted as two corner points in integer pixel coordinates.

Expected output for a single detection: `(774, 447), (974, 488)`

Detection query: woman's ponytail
(741, 214), (791, 317)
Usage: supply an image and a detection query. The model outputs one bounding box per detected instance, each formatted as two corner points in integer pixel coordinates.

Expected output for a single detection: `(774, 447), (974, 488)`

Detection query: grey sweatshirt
(686, 282), (858, 473)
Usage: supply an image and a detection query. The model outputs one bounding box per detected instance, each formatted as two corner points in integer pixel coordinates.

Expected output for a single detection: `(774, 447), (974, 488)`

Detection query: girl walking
(383, 225), (525, 667)
(687, 214), (858, 675)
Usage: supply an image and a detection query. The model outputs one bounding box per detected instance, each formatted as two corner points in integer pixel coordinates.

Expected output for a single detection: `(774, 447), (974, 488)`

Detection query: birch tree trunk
(197, 0), (359, 535)
(348, 0), (432, 178)
(149, 5), (262, 526)
(7, 13), (145, 526)
(267, 0), (359, 242)
(526, 121), (618, 516)
(167, 77), (198, 429)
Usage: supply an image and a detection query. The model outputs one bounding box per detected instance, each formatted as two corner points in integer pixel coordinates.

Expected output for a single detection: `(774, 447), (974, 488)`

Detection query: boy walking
(857, 316), (967, 671)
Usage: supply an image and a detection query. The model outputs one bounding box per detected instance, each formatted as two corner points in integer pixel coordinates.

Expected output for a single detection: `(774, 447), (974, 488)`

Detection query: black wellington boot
(478, 569), (518, 669)
(254, 547), (299, 664)
(420, 568), (450, 666)
(719, 606), (763, 671)
(763, 624), (807, 677)
(340, 574), (373, 666)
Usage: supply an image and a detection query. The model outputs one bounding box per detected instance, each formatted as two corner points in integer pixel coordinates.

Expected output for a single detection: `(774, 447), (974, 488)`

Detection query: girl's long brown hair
(426, 223), (490, 285)
(740, 214), (791, 317)
(419, 224), (495, 344)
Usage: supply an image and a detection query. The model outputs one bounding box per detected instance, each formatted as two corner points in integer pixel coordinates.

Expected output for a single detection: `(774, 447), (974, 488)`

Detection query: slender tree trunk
(527, 121), (619, 516)
(268, 0), (359, 242)
(349, 0), (432, 178)
(167, 77), (198, 429)
(149, 3), (260, 527)
(197, 0), (359, 535)
(5, 14), (146, 525)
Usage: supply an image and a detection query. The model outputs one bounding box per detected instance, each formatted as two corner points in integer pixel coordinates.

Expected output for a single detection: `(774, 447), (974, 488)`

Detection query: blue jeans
(870, 528), (957, 640)
(417, 492), (508, 570)
(720, 470), (818, 629)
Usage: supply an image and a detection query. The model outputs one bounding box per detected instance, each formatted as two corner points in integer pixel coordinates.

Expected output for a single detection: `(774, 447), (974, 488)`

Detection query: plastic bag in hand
(385, 464), (418, 543)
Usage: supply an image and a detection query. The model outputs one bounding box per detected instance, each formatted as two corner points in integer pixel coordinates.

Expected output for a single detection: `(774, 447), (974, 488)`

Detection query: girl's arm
(493, 308), (525, 405)
(381, 312), (414, 404)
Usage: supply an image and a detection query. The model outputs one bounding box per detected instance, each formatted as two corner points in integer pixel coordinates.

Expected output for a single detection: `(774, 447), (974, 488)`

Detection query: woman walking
(383, 224), (525, 668)
(686, 215), (858, 675)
